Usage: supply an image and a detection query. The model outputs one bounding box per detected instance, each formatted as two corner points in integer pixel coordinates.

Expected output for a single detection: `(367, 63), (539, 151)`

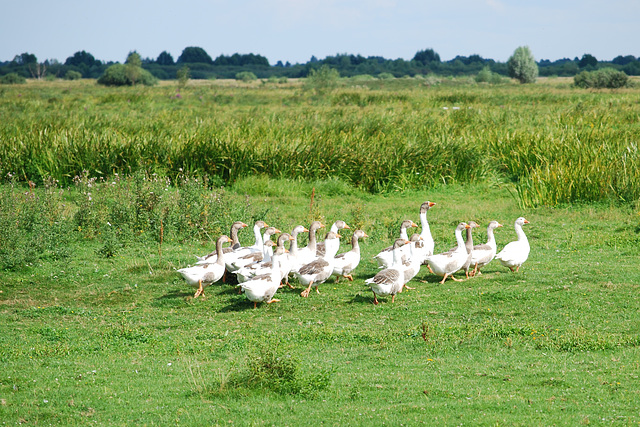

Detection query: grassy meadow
(1, 78), (640, 425)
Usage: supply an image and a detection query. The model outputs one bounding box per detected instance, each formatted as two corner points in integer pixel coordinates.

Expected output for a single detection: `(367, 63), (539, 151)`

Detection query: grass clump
(233, 340), (332, 398)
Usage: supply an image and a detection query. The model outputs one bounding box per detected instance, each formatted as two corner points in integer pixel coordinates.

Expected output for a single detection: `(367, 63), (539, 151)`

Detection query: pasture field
(1, 79), (640, 425)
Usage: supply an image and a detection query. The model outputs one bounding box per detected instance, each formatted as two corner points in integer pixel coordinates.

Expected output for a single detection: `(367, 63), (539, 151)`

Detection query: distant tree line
(2, 46), (639, 81)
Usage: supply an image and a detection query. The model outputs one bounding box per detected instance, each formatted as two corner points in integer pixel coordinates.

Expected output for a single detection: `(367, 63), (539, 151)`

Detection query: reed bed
(1, 80), (639, 206)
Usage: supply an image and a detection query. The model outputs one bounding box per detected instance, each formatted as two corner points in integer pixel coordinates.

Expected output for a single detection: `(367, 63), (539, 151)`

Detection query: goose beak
(429, 202), (436, 207)
(274, 228), (282, 233)
(465, 224), (471, 229)
(344, 224), (351, 229)
(524, 219), (530, 224)
(411, 222), (418, 227)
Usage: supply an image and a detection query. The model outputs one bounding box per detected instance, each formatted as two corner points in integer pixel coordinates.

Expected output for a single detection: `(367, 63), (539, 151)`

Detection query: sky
(1, 0), (638, 65)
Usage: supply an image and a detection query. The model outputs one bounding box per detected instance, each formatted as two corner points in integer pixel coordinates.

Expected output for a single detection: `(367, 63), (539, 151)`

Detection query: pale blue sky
(1, 0), (638, 64)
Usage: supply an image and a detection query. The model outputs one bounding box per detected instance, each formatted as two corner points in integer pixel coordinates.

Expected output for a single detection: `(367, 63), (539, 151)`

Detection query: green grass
(2, 79), (640, 205)
(1, 177), (640, 425)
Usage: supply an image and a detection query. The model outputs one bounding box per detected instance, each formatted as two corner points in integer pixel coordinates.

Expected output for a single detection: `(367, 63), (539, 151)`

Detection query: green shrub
(304, 65), (340, 94)
(97, 64), (158, 86)
(378, 72), (395, 80)
(235, 71), (257, 82)
(0, 73), (26, 84)
(64, 70), (82, 80)
(574, 68), (628, 89)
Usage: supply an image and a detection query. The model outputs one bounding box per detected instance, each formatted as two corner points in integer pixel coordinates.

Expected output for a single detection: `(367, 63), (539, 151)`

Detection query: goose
(332, 229), (368, 282)
(236, 233), (294, 283)
(292, 221), (325, 272)
(195, 221), (248, 264)
(224, 220), (268, 272)
(446, 221), (479, 279)
(316, 220), (350, 257)
(374, 220), (418, 268)
(239, 244), (287, 309)
(495, 217), (530, 272)
(177, 235), (232, 298)
(229, 226), (280, 272)
(296, 231), (341, 298)
(365, 238), (409, 304)
(419, 201), (437, 261)
(401, 234), (425, 290)
(469, 221), (503, 276)
(424, 222), (471, 284)
(280, 225), (308, 289)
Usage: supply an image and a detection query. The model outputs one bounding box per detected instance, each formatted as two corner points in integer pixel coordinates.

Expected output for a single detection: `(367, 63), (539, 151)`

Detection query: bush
(64, 70), (82, 80)
(476, 66), (506, 84)
(97, 64), (158, 86)
(0, 73), (27, 84)
(304, 65), (340, 95)
(378, 72), (395, 80)
(574, 68), (629, 89)
(235, 71), (257, 82)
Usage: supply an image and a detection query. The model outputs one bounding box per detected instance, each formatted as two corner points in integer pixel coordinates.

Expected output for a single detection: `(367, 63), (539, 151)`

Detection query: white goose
(236, 233), (293, 283)
(446, 221), (479, 279)
(296, 231), (341, 298)
(425, 222), (471, 284)
(292, 221), (325, 272)
(469, 220), (503, 276)
(495, 217), (530, 272)
(239, 244), (287, 309)
(280, 225), (308, 289)
(419, 201), (436, 261)
(401, 234), (424, 290)
(229, 226), (280, 272)
(365, 238), (409, 304)
(224, 220), (268, 272)
(195, 221), (248, 264)
(374, 219), (418, 268)
(332, 229), (368, 282)
(316, 220), (350, 257)
(177, 235), (232, 298)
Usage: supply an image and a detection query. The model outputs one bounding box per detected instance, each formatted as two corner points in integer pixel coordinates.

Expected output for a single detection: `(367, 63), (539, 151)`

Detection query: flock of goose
(177, 201), (531, 308)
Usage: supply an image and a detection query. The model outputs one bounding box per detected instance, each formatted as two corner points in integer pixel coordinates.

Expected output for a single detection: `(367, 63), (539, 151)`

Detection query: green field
(1, 79), (640, 425)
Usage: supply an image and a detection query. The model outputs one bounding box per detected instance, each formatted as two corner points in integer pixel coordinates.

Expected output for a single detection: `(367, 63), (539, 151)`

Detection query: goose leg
(301, 282), (313, 298)
(345, 274), (353, 282)
(427, 265), (434, 274)
(315, 286), (321, 294)
(404, 284), (415, 290)
(372, 292), (379, 305)
(391, 294), (396, 303)
(439, 274), (448, 284)
(194, 280), (204, 298)
(267, 299), (280, 304)
(470, 263), (479, 277)
(253, 301), (257, 309)
(450, 275), (463, 282)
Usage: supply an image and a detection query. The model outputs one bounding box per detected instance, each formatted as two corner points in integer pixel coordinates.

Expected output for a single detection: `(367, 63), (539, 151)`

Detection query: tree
(507, 46), (538, 83)
(65, 51), (98, 67)
(125, 52), (143, 85)
(176, 65), (190, 88)
(177, 47), (213, 64)
(12, 53), (37, 65)
(413, 49), (441, 64)
(578, 53), (598, 69)
(156, 51), (174, 65)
